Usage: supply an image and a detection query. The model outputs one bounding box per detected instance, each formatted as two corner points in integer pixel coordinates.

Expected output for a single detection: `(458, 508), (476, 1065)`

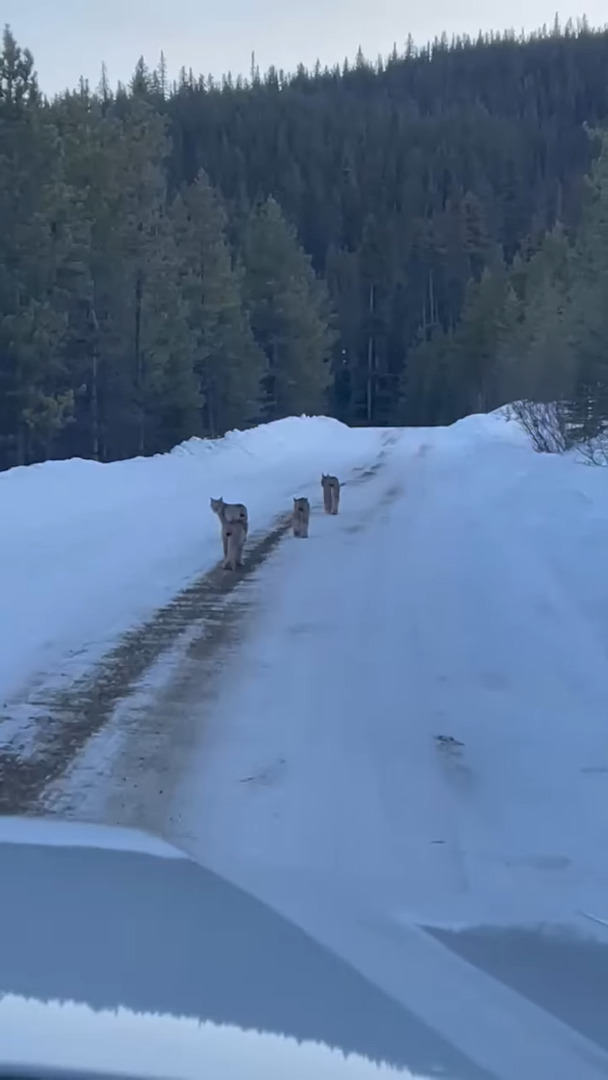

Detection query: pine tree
(59, 84), (195, 458)
(172, 171), (264, 436)
(0, 27), (76, 467)
(564, 131), (608, 438)
(403, 255), (518, 424)
(496, 223), (573, 408)
(451, 257), (518, 413)
(241, 197), (335, 419)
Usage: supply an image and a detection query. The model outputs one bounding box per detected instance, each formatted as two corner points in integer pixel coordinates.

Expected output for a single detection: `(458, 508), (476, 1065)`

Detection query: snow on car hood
(0, 816), (477, 1080)
(0, 995), (409, 1080)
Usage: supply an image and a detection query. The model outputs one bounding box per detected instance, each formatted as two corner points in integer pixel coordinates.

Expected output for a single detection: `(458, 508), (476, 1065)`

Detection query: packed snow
(4, 410), (608, 1078)
(0, 416), (383, 703)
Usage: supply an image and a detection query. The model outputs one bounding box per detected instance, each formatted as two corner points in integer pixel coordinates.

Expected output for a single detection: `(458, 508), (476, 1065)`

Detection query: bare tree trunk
(16, 424), (26, 467)
(428, 269), (436, 329)
(366, 283), (375, 423)
(88, 303), (101, 461)
(135, 272), (144, 455)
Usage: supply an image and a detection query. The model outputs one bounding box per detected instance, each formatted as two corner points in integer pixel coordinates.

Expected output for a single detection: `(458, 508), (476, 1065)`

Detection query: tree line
(3, 20), (608, 469)
(0, 29), (334, 468)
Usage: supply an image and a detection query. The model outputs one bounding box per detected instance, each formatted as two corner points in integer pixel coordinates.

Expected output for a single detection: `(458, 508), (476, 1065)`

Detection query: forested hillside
(2, 20), (608, 469)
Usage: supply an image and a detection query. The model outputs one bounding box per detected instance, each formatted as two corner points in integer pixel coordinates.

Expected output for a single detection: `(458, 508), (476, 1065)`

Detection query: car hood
(0, 815), (483, 1080)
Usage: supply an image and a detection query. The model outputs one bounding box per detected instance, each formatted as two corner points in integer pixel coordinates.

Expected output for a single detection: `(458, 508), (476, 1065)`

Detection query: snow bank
(397, 414), (608, 932)
(425, 408), (529, 451)
(0, 416), (384, 701)
(440, 412), (608, 658)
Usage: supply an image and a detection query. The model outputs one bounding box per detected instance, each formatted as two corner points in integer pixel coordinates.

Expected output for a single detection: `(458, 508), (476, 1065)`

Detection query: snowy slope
(0, 417), (384, 703)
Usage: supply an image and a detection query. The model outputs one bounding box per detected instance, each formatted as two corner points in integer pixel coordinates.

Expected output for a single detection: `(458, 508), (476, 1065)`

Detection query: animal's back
(227, 502), (248, 528)
(211, 497), (249, 533)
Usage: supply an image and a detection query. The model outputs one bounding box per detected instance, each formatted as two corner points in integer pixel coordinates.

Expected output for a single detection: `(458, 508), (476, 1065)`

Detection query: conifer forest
(2, 19), (608, 469)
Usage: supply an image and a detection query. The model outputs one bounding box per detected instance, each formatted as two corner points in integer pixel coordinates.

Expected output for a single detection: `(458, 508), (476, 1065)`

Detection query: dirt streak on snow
(0, 416), (387, 705)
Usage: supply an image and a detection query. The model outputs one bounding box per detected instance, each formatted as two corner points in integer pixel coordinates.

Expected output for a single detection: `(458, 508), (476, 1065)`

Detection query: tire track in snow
(0, 517), (292, 814)
(0, 456), (387, 815)
(40, 460), (405, 833)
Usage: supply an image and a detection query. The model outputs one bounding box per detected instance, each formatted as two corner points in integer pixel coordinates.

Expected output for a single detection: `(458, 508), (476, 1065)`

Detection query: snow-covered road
(60, 418), (608, 929)
(33, 414), (608, 1079)
(4, 412), (608, 1077)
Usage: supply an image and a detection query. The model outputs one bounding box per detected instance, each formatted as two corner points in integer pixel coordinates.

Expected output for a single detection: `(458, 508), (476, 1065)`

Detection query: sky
(3, 1), (608, 96)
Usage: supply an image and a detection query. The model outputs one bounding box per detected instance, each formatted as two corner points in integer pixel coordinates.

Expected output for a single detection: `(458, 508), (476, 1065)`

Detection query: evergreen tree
(402, 255), (518, 423)
(0, 27), (75, 467)
(5, 23), (608, 468)
(241, 197), (335, 419)
(171, 171), (264, 435)
(564, 131), (608, 439)
(496, 223), (573, 410)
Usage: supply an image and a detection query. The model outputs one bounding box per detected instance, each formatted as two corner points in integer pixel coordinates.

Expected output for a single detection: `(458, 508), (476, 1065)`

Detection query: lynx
(321, 474), (340, 515)
(292, 497), (310, 538)
(223, 519), (246, 571)
(210, 497), (249, 558)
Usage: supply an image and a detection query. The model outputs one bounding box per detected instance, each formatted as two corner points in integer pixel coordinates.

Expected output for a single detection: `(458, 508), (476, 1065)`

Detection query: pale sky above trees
(3, 0), (606, 95)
